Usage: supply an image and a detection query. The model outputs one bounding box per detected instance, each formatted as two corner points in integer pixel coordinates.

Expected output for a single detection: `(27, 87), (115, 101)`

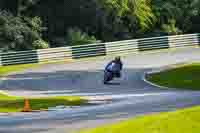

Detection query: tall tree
(152, 0), (200, 33)
(100, 0), (155, 31)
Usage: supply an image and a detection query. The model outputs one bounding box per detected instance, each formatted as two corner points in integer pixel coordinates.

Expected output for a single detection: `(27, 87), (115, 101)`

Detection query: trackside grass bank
(0, 63), (40, 76)
(0, 61), (71, 77)
(0, 93), (87, 112)
(79, 106), (200, 133)
(147, 63), (200, 90)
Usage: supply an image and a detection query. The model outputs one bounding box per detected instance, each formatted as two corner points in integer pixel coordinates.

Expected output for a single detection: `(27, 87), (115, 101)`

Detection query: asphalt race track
(1, 47), (200, 133)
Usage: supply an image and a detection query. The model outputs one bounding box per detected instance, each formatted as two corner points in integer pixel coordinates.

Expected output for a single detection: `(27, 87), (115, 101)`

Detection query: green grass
(80, 106), (200, 133)
(0, 63), (40, 76)
(0, 93), (87, 112)
(147, 63), (200, 90)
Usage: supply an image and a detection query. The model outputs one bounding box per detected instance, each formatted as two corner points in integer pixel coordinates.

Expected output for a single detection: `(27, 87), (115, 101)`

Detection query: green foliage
(24, 16), (43, 33)
(67, 28), (97, 46)
(0, 10), (45, 51)
(33, 39), (49, 49)
(0, 0), (200, 49)
(161, 19), (182, 35)
(101, 0), (155, 31)
(128, 0), (155, 31)
(152, 0), (200, 33)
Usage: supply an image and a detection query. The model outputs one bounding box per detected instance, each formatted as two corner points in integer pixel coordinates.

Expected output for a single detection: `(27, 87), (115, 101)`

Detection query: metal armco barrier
(71, 43), (106, 59)
(37, 47), (72, 62)
(138, 36), (169, 51)
(168, 34), (199, 48)
(1, 50), (38, 65)
(105, 39), (138, 55)
(0, 33), (199, 66)
(0, 51), (2, 66)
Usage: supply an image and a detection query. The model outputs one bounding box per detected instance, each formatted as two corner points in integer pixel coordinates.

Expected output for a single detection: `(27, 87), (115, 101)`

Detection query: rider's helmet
(114, 56), (121, 63)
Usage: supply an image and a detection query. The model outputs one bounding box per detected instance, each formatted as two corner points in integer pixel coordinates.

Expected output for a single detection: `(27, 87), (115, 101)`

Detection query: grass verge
(0, 93), (87, 112)
(0, 63), (40, 76)
(79, 106), (200, 133)
(146, 63), (200, 90)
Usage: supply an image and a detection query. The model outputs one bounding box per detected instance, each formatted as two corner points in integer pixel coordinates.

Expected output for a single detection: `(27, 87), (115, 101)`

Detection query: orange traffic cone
(21, 99), (32, 112)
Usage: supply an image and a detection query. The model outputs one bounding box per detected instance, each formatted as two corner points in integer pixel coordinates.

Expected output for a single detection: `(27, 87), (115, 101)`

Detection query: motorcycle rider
(105, 56), (123, 79)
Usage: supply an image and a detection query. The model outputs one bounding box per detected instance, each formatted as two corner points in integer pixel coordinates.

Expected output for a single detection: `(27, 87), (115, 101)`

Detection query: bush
(67, 27), (97, 46)
(33, 39), (49, 49)
(161, 19), (182, 35)
(0, 10), (44, 51)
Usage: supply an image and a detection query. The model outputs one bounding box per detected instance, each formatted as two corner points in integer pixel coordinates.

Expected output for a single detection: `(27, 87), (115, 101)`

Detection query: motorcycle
(103, 70), (113, 84)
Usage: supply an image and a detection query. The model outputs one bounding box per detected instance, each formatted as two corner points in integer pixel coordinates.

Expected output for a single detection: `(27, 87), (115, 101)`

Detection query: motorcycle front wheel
(103, 71), (113, 84)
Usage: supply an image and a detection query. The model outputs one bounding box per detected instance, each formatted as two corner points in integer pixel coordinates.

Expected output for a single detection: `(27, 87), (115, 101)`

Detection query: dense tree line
(0, 0), (200, 51)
